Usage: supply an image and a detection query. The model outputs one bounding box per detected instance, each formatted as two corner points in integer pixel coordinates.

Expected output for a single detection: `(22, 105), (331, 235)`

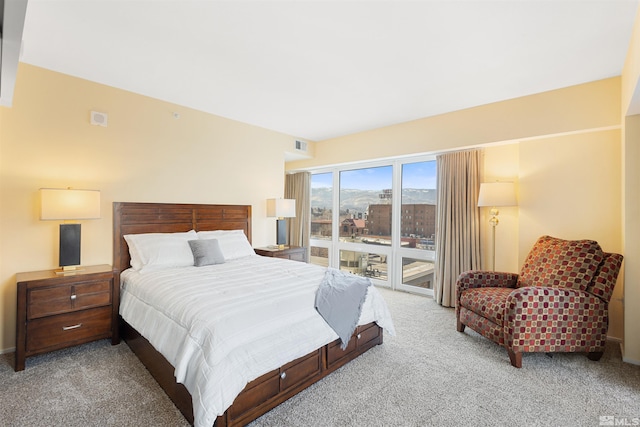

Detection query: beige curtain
(434, 149), (482, 307)
(285, 172), (311, 260)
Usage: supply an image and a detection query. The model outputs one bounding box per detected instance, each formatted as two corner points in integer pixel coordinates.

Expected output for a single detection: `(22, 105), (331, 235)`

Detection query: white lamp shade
(266, 198), (296, 218)
(40, 188), (101, 220)
(477, 182), (517, 207)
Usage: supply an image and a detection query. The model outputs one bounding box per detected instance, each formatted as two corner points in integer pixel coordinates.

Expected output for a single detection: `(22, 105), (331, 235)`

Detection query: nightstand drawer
(286, 251), (306, 262)
(28, 280), (112, 319)
(26, 306), (112, 353)
(28, 286), (72, 318)
(74, 281), (112, 309)
(254, 246), (307, 263)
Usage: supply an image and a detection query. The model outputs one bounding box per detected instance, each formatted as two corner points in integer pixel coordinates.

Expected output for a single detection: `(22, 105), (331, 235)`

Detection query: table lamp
(266, 198), (296, 249)
(40, 188), (101, 273)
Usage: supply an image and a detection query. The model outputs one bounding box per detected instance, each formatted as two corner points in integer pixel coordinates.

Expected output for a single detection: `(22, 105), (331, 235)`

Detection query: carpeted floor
(1, 287), (639, 426)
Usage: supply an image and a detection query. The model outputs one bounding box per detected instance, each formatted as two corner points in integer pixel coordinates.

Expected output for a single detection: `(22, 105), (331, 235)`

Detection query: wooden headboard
(112, 202), (252, 274)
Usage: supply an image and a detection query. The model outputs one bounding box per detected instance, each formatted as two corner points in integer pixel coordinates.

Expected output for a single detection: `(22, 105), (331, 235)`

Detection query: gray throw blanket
(315, 268), (371, 350)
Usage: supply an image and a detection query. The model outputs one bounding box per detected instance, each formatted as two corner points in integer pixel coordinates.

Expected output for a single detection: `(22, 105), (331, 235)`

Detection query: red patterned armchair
(456, 235), (623, 368)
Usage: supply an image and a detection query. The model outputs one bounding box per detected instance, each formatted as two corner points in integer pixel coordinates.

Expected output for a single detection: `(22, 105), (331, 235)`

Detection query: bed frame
(113, 202), (383, 427)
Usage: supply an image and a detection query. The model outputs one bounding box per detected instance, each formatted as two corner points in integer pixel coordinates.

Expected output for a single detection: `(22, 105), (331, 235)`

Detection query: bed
(113, 202), (395, 427)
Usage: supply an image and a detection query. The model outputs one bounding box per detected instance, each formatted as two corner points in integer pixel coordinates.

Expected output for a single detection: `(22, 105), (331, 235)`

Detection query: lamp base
(276, 218), (287, 247)
(56, 267), (84, 276)
(59, 223), (81, 269)
(55, 266), (85, 275)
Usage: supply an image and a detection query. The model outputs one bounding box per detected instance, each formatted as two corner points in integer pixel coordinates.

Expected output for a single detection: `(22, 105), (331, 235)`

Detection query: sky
(311, 161), (437, 190)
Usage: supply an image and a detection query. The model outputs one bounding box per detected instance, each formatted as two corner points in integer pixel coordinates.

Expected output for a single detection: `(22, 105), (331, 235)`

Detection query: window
(310, 173), (332, 240)
(400, 161), (437, 250)
(401, 258), (434, 289)
(310, 246), (329, 267)
(339, 166), (392, 243)
(340, 250), (388, 281)
(308, 156), (436, 295)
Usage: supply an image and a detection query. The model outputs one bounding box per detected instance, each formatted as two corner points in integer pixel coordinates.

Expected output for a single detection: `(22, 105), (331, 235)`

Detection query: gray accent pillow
(188, 239), (225, 267)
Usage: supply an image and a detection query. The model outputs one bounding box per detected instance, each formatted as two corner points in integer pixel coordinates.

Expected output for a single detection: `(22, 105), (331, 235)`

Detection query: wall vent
(90, 111), (108, 127)
(295, 140), (307, 152)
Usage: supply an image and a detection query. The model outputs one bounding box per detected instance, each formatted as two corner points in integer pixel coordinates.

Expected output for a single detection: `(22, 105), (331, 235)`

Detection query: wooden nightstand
(14, 264), (119, 371)
(254, 246), (307, 262)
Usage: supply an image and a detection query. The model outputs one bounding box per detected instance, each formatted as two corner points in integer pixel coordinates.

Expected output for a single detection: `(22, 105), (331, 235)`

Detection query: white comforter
(119, 254), (395, 427)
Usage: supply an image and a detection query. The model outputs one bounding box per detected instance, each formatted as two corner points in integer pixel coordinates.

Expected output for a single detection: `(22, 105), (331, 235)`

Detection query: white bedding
(119, 254), (395, 427)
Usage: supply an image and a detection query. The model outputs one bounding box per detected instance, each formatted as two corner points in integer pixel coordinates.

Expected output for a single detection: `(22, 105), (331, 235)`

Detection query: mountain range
(312, 188), (436, 213)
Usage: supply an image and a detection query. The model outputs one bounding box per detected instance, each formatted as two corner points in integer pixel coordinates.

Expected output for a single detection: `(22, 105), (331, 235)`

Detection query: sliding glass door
(310, 172), (332, 267)
(309, 156), (436, 296)
(337, 166), (392, 286)
(395, 161), (436, 295)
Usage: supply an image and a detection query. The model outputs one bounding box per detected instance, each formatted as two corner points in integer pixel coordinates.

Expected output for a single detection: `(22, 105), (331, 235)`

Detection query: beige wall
(517, 130), (622, 254)
(622, 7), (640, 115)
(288, 78), (620, 170)
(622, 115), (640, 364)
(288, 78), (626, 343)
(0, 64), (295, 352)
(621, 6), (640, 365)
(481, 144), (519, 273)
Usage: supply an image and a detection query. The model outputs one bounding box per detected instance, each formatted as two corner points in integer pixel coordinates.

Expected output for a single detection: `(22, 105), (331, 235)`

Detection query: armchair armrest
(456, 270), (519, 294)
(456, 271), (518, 312)
(504, 286), (609, 353)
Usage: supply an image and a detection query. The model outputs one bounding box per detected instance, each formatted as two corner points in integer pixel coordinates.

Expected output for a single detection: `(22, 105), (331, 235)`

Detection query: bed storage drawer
(280, 349), (322, 391)
(327, 332), (358, 365)
(228, 349), (323, 424)
(327, 323), (382, 368)
(228, 370), (280, 421)
(357, 322), (381, 347)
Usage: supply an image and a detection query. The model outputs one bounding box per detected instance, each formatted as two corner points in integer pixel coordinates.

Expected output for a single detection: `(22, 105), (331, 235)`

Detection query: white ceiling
(19, 0), (639, 142)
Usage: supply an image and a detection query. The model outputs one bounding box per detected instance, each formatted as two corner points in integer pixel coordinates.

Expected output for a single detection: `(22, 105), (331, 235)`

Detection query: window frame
(307, 154), (436, 296)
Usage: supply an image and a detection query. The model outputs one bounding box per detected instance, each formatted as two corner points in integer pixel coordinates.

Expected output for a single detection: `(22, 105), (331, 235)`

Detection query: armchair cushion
(456, 271), (518, 322)
(517, 235), (604, 291)
(459, 287), (513, 326)
(505, 286), (608, 353)
(586, 253), (624, 303)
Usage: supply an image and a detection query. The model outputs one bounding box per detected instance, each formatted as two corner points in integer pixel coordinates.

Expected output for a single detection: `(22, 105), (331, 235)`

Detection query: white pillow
(197, 229), (255, 260)
(124, 230), (197, 272)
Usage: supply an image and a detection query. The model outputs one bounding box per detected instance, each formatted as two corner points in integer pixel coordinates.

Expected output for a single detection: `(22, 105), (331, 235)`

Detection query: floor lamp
(477, 182), (517, 271)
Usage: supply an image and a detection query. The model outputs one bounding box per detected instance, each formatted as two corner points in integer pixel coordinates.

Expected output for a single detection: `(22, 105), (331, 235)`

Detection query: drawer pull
(70, 294), (77, 300)
(280, 372), (287, 380)
(62, 323), (82, 331)
(357, 333), (362, 340)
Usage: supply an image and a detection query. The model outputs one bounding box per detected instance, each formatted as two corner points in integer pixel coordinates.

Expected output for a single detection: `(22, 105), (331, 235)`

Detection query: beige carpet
(2, 288), (639, 426)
